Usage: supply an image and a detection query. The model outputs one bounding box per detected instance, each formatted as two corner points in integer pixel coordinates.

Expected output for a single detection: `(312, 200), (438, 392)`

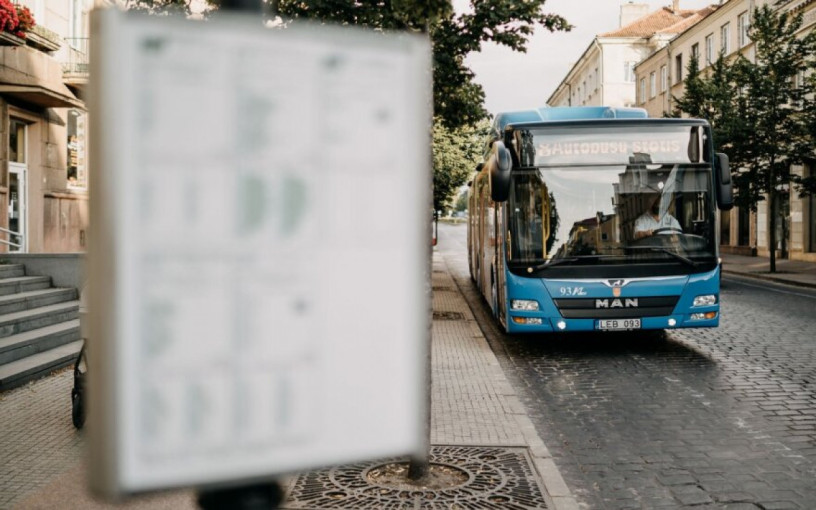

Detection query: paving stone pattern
(0, 367), (82, 509)
(431, 263), (526, 447)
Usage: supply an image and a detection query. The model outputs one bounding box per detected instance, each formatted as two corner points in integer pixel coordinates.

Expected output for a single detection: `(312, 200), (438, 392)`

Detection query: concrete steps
(0, 263), (82, 392)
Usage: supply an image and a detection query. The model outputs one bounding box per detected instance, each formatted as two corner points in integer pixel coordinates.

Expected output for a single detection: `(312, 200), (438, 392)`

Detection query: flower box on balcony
(26, 25), (61, 52)
(0, 31), (24, 46)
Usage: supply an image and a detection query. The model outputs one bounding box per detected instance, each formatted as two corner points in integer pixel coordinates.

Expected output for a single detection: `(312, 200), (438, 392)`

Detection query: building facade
(547, 1), (713, 109)
(0, 0), (90, 253)
(635, 0), (816, 262)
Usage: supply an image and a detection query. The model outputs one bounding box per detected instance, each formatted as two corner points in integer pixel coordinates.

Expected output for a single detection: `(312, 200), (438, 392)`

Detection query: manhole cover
(433, 311), (464, 321)
(283, 445), (547, 509)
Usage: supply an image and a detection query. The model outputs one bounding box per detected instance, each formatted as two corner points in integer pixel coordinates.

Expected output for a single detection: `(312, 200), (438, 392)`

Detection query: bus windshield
(508, 163), (716, 268)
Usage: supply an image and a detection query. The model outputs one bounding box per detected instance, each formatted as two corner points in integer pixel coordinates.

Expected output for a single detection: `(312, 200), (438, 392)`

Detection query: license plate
(597, 319), (641, 330)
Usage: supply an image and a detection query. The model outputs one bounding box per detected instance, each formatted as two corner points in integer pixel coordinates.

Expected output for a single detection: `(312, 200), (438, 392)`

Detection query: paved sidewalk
(0, 251), (577, 509)
(721, 253), (816, 289)
(431, 254), (577, 510)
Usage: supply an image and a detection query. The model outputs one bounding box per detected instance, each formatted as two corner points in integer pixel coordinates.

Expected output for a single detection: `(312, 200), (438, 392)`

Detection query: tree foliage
(674, 5), (816, 271)
(432, 118), (487, 212)
(276, 0), (571, 130)
(122, 0), (215, 16)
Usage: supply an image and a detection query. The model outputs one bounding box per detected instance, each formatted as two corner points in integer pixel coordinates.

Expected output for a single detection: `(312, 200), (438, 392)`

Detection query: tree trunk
(768, 184), (777, 273)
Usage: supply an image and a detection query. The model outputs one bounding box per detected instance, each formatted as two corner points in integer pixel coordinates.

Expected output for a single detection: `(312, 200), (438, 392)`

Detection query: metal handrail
(0, 226), (23, 249)
(62, 37), (89, 75)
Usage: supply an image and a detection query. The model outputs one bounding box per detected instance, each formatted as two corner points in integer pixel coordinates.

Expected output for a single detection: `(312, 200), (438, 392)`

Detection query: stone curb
(722, 269), (816, 290)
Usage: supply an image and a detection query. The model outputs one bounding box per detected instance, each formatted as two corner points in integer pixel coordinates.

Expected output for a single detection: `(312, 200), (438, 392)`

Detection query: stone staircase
(0, 263), (82, 391)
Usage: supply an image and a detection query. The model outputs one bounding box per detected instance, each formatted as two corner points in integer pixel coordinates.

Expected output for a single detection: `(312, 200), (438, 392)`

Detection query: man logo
(595, 298), (639, 309)
(607, 279), (625, 287)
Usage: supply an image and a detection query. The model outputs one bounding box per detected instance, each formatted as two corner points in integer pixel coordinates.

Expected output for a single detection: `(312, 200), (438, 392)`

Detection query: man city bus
(467, 106), (733, 334)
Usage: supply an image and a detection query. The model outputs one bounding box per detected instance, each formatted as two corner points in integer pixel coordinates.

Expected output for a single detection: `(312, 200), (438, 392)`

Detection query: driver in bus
(634, 193), (682, 239)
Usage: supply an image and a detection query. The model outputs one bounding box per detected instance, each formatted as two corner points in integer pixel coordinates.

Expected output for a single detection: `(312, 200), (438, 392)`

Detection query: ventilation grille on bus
(553, 296), (680, 319)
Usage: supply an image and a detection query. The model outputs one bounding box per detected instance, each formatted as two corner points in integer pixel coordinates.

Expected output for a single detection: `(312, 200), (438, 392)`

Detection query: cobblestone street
(441, 222), (816, 509)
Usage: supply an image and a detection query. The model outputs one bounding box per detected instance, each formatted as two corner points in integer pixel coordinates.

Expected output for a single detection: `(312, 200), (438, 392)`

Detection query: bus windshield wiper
(626, 247), (699, 268)
(526, 255), (617, 272)
(530, 257), (579, 271)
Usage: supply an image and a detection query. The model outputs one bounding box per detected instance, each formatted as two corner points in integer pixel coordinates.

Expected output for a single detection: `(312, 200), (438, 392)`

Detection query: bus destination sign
(531, 128), (698, 166)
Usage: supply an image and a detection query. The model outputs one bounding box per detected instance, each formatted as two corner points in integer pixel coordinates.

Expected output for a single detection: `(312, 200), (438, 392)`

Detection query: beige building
(547, 1), (713, 108)
(635, 0), (816, 262)
(0, 0), (90, 253)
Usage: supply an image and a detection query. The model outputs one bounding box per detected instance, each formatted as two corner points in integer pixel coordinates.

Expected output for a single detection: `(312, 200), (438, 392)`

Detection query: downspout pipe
(593, 38), (603, 106)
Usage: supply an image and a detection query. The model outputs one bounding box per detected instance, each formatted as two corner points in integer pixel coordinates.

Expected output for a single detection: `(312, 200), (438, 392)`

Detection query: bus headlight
(693, 295), (717, 307)
(690, 312), (718, 320)
(511, 299), (539, 311)
(512, 317), (543, 325)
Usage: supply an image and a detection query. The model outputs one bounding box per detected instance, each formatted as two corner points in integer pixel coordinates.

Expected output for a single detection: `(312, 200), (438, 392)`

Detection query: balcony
(27, 25), (62, 53)
(62, 38), (89, 89)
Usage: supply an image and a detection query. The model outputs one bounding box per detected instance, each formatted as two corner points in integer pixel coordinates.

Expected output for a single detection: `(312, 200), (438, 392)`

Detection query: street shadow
(505, 329), (716, 367)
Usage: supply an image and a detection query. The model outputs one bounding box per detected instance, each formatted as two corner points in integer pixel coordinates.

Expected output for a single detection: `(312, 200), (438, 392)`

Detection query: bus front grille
(553, 296), (680, 319)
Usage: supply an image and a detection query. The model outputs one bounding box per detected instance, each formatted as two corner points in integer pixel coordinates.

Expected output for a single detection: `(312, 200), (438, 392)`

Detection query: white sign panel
(88, 9), (430, 496)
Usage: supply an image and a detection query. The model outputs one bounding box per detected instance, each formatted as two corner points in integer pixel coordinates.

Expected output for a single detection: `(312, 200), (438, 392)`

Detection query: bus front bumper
(506, 312), (719, 334)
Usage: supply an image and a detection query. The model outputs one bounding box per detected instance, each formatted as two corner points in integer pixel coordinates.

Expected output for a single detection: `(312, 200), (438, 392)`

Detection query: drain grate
(283, 445), (547, 509)
(433, 311), (464, 321)
(432, 286), (452, 291)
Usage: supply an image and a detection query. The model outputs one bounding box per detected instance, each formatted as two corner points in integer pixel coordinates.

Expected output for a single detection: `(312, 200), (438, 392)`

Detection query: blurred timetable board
(88, 8), (431, 497)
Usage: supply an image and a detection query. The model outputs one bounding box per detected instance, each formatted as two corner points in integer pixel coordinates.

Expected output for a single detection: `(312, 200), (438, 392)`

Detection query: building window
(624, 62), (636, 82)
(691, 43), (699, 62)
(67, 110), (87, 189)
(660, 65), (667, 92)
(675, 54), (683, 84)
(639, 78), (646, 104)
(649, 72), (656, 98)
(9, 119), (26, 163)
(738, 11), (749, 48)
(705, 34), (714, 66)
(794, 69), (806, 108)
(721, 22), (731, 55)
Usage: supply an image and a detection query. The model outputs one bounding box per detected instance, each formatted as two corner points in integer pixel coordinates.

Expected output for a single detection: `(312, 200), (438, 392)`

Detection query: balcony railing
(62, 38), (89, 76)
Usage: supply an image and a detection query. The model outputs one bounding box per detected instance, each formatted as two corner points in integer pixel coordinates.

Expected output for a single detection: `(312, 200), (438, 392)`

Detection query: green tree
(123, 0), (214, 16)
(432, 119), (486, 212)
(276, 0), (571, 130)
(673, 52), (746, 163)
(454, 189), (468, 212)
(729, 5), (816, 272)
(675, 5), (816, 272)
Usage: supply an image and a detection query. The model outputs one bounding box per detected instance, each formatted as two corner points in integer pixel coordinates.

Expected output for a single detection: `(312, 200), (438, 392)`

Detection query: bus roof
(493, 106), (648, 132)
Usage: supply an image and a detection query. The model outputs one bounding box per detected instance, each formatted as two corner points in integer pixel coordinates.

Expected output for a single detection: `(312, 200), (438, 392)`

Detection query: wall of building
(0, 0), (89, 254)
(602, 41), (654, 108)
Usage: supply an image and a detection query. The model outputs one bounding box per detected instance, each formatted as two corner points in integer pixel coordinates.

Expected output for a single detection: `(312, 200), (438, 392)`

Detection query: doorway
(7, 119), (27, 252)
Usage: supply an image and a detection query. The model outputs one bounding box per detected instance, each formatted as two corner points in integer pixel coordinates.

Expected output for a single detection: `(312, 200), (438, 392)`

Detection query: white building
(547, 1), (713, 108)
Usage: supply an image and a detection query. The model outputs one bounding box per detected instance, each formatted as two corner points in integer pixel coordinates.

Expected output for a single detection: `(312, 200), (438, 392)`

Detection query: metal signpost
(87, 8), (431, 502)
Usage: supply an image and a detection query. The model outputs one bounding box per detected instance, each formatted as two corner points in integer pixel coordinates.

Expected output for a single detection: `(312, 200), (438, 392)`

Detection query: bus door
(494, 202), (508, 322)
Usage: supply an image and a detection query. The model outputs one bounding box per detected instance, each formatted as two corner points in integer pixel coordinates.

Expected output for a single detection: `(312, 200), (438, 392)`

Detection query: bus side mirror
(490, 142), (512, 202)
(715, 152), (733, 211)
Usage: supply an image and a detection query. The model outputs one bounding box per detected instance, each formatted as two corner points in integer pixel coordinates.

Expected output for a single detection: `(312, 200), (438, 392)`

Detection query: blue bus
(467, 106), (733, 334)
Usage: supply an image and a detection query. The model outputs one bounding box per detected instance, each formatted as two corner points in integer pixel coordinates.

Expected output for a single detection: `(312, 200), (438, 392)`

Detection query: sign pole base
(197, 481), (284, 510)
